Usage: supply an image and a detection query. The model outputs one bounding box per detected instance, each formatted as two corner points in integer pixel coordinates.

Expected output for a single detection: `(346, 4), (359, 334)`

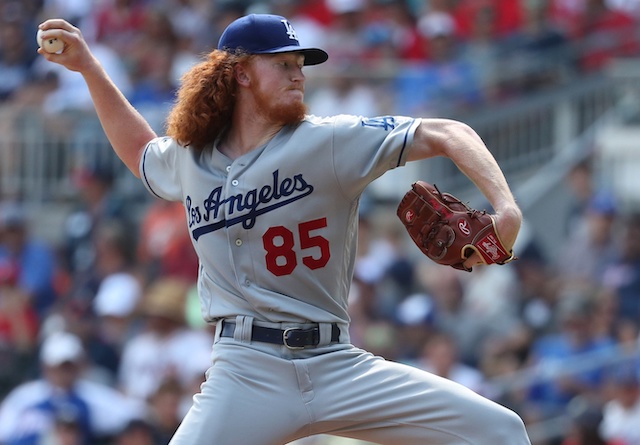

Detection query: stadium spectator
(92, 0), (148, 56)
(526, 290), (617, 416)
(290, 0), (333, 26)
(501, 0), (573, 95)
(555, 191), (620, 292)
(561, 397), (620, 445)
(348, 212), (418, 328)
(0, 201), (58, 321)
(137, 198), (199, 285)
(270, 0), (329, 54)
(117, 278), (213, 402)
(0, 19), (38, 102)
(0, 257), (39, 399)
(461, 262), (523, 359)
(164, 0), (211, 50)
(452, 0), (524, 39)
(88, 220), (143, 375)
(194, 1), (245, 57)
(564, 158), (596, 236)
(322, 0), (371, 64)
(359, 0), (426, 61)
(457, 1), (506, 101)
(0, 331), (144, 444)
(606, 0), (640, 17)
(144, 378), (183, 444)
(112, 419), (156, 445)
(413, 264), (481, 366)
(127, 43), (178, 132)
(38, 0), (95, 29)
(601, 213), (640, 323)
(414, 331), (488, 395)
(511, 228), (558, 338)
(600, 366), (640, 445)
(62, 165), (133, 287)
(307, 62), (382, 117)
(566, 0), (639, 71)
(39, 410), (85, 445)
(395, 11), (483, 116)
(127, 9), (177, 80)
(393, 292), (437, 362)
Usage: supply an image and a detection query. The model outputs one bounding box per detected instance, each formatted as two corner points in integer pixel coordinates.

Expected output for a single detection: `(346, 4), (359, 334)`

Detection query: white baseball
(36, 28), (64, 54)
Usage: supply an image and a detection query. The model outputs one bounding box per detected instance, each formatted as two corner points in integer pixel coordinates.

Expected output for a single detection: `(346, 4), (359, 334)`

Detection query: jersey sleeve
(330, 114), (420, 198)
(139, 136), (184, 201)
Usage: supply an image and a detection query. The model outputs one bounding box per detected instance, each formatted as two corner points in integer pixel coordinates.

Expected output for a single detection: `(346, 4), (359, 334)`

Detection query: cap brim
(254, 46), (329, 66)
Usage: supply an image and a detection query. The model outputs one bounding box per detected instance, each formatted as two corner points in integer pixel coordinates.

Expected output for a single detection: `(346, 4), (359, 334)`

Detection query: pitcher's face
(246, 53), (307, 124)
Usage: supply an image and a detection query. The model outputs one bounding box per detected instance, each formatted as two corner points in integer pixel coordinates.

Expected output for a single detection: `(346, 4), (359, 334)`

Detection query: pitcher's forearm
(409, 118), (522, 248)
(82, 62), (157, 178)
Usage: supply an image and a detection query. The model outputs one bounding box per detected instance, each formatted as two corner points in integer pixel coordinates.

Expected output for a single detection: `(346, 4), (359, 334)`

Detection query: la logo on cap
(281, 19), (298, 41)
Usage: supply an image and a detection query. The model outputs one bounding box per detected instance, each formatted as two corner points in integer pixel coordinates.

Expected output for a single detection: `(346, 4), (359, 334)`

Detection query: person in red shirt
(92, 0), (147, 57)
(452, 0), (524, 39)
(137, 199), (199, 284)
(552, 0), (639, 71)
(0, 260), (38, 351)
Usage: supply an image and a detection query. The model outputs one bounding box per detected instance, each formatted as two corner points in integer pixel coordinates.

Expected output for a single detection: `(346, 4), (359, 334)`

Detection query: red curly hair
(165, 50), (251, 151)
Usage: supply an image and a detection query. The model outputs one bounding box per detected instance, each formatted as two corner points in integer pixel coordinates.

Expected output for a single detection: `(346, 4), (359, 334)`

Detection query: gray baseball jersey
(140, 114), (531, 445)
(141, 114), (419, 325)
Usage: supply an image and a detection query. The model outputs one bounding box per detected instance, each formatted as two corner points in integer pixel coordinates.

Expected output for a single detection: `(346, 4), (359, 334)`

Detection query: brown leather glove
(397, 181), (515, 271)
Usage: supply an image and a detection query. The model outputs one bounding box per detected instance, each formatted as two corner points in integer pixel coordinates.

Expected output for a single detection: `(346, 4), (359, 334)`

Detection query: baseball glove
(397, 181), (515, 271)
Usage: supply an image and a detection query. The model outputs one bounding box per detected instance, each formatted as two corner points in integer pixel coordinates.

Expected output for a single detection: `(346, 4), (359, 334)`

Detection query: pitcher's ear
(234, 63), (251, 87)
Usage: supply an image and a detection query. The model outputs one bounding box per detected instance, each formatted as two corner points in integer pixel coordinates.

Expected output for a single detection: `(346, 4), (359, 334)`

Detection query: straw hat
(138, 278), (191, 324)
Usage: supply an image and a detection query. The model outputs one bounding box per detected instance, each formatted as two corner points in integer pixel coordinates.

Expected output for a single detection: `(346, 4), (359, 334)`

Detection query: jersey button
(244, 279), (250, 286)
(235, 239), (242, 246)
(231, 179), (239, 186)
(226, 166), (231, 172)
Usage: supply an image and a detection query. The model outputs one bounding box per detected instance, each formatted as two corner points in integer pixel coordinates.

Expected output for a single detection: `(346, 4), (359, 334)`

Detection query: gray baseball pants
(169, 317), (531, 445)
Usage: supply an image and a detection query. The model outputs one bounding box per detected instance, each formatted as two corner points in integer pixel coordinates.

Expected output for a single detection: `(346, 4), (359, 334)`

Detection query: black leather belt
(220, 321), (340, 349)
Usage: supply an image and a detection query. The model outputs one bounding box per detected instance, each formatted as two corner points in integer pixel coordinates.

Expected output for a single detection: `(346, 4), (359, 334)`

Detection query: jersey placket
(224, 162), (254, 292)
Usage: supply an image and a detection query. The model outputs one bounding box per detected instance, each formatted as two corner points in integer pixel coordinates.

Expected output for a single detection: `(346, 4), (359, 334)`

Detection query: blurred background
(0, 0), (639, 444)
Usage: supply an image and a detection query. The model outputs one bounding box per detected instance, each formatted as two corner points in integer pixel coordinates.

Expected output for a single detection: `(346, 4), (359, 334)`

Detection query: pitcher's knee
(486, 407), (531, 445)
(456, 398), (531, 445)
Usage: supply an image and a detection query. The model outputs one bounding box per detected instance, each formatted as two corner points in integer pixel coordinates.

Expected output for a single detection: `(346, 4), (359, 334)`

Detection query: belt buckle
(283, 327), (306, 350)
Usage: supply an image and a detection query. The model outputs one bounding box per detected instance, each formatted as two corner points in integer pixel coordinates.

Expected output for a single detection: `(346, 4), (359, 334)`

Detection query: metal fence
(0, 72), (619, 205)
(0, 109), (143, 203)
(419, 74), (617, 194)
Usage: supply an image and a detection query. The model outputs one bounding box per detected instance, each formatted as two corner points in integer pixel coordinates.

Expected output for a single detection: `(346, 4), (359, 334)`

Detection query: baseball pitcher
(37, 13), (531, 445)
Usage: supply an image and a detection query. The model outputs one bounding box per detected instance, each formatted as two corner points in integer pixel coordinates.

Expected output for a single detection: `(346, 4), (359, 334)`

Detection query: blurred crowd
(1, 0), (640, 445)
(1, 0), (640, 119)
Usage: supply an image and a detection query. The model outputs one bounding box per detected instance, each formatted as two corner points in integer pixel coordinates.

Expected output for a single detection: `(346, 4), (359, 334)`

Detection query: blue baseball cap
(588, 191), (617, 216)
(217, 14), (328, 66)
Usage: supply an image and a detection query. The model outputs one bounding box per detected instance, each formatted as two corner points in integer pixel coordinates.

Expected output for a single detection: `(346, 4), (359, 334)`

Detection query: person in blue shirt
(526, 290), (616, 414)
(0, 202), (57, 321)
(395, 12), (483, 117)
(0, 331), (144, 445)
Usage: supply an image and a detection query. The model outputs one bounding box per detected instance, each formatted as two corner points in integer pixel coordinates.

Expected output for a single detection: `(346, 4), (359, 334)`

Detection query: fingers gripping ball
(397, 181), (516, 271)
(37, 29), (64, 54)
